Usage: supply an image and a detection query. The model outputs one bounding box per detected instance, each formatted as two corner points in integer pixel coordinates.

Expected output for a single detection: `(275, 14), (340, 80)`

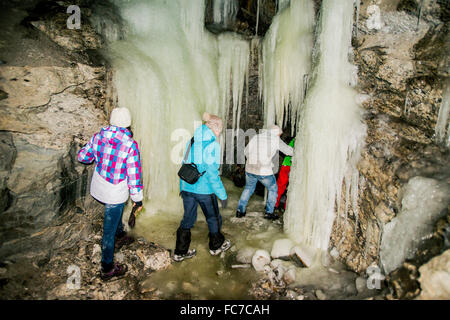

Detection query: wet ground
(130, 178), (285, 299)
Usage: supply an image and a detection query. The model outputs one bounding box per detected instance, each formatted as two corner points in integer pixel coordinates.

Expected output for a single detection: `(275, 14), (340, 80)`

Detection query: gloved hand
(220, 198), (228, 209)
(133, 201), (143, 211)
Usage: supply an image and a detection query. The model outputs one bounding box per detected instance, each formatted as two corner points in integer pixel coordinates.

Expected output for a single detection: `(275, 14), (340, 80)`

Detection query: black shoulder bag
(178, 137), (206, 184)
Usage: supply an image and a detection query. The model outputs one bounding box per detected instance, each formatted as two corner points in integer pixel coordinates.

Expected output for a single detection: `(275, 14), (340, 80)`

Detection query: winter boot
(264, 212), (279, 220)
(236, 210), (246, 218)
(100, 263), (128, 281)
(174, 227), (194, 262)
(173, 249), (197, 262)
(209, 232), (231, 256)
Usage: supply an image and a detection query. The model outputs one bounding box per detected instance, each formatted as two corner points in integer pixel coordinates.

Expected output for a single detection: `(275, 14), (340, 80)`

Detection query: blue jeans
(180, 191), (222, 234)
(237, 172), (278, 214)
(101, 202), (125, 270)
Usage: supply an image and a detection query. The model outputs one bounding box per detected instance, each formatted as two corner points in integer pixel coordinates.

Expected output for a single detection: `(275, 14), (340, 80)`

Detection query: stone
(285, 290), (298, 299)
(135, 248), (171, 271)
(282, 268), (296, 285)
(236, 247), (256, 264)
(315, 289), (326, 300)
(417, 249), (450, 300)
(231, 264), (250, 269)
(251, 249), (271, 272)
(270, 238), (294, 259)
(355, 276), (368, 294)
(290, 244), (317, 268)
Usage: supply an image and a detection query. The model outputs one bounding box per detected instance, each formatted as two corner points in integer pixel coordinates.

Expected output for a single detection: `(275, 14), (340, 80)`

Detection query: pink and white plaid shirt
(78, 126), (143, 197)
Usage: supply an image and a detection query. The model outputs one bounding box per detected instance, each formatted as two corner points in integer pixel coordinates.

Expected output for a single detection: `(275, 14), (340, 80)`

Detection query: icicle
(255, 0), (260, 36)
(354, 0), (360, 37)
(261, 0), (315, 128)
(278, 0), (290, 12)
(435, 79), (450, 147)
(213, 0), (239, 28)
(417, 0), (425, 30)
(284, 0), (367, 251)
(218, 33), (250, 164)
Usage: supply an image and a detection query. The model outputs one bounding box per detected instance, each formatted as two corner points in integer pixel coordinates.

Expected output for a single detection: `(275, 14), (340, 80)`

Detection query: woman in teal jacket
(173, 112), (231, 262)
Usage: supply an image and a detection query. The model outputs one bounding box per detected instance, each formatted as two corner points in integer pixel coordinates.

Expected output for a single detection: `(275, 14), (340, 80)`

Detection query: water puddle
(129, 178), (288, 299)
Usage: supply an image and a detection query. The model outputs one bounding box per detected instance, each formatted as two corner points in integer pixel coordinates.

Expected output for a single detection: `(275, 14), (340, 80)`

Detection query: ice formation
(283, 0), (367, 251)
(93, 0), (250, 213)
(259, 0), (315, 133)
(213, 0), (239, 28)
(435, 79), (450, 148)
(380, 176), (450, 274)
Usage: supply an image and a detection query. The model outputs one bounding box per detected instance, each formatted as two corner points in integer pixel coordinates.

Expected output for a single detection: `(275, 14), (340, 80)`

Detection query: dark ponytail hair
(126, 127), (134, 138)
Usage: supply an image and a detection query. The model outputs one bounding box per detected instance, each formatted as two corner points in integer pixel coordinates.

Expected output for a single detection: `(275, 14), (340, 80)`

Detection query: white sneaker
(173, 249), (196, 262)
(209, 239), (231, 256)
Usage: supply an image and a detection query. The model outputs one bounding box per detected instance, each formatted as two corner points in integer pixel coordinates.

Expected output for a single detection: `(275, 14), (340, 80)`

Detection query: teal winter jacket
(180, 124), (227, 200)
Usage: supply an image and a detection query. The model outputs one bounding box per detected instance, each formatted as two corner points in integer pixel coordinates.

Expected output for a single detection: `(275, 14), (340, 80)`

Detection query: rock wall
(329, 0), (450, 274)
(0, 0), (108, 259)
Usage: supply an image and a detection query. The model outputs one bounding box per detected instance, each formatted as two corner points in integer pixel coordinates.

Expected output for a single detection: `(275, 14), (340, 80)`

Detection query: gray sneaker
(173, 249), (197, 262)
(209, 239), (231, 256)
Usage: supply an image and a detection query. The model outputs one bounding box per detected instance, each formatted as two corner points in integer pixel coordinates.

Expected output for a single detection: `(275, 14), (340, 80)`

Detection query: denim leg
(259, 175), (278, 214)
(197, 193), (221, 234)
(180, 191), (199, 230)
(101, 202), (125, 269)
(237, 172), (258, 213)
(115, 217), (125, 237)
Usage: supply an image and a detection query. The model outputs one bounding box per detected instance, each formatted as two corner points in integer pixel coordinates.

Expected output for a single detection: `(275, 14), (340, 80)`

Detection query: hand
(133, 201), (143, 212)
(220, 198), (228, 209)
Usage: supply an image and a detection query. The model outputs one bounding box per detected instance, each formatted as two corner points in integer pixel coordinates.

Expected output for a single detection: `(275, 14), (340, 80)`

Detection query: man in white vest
(236, 125), (294, 220)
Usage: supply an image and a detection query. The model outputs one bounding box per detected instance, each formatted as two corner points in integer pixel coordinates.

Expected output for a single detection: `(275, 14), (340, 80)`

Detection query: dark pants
(175, 191), (225, 255)
(101, 202), (125, 271)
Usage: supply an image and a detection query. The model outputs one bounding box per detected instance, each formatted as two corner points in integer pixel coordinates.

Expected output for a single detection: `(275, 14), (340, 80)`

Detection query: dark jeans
(180, 191), (222, 233)
(175, 191), (224, 254)
(101, 202), (125, 271)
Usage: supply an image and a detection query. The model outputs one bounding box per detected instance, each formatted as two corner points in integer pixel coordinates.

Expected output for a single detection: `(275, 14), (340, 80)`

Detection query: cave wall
(329, 0), (450, 273)
(0, 0), (109, 259)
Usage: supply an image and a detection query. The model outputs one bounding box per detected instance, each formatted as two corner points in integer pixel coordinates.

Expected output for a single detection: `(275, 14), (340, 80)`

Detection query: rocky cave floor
(0, 177), (448, 300)
(0, 195), (390, 301)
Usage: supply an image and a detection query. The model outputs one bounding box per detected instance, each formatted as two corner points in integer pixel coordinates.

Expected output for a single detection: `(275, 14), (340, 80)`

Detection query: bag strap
(183, 137), (195, 163)
(183, 137), (212, 176)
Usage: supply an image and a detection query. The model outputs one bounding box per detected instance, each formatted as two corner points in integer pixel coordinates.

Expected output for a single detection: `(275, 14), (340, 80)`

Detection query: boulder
(290, 244), (317, 268)
(251, 249), (271, 272)
(417, 249), (450, 300)
(236, 247), (256, 264)
(270, 238), (294, 259)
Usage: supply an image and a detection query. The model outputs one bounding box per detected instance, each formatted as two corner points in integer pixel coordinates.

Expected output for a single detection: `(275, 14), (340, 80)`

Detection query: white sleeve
(279, 138), (294, 156)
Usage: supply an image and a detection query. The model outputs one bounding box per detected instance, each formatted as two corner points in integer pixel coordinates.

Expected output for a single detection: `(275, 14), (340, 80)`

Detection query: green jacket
(282, 138), (295, 166)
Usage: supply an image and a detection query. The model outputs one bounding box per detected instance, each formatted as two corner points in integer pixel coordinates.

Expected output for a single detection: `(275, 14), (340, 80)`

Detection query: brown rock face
(329, 0), (450, 273)
(0, 0), (108, 258)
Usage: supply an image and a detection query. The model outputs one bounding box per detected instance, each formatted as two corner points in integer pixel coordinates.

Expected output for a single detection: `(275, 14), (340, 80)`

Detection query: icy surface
(380, 176), (450, 274)
(284, 0), (367, 251)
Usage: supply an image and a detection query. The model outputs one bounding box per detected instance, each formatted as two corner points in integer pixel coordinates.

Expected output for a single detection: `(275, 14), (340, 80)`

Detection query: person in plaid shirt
(78, 107), (143, 281)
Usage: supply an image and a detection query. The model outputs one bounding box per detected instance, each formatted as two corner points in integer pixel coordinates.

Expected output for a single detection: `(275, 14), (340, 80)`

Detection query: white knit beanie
(110, 107), (132, 128)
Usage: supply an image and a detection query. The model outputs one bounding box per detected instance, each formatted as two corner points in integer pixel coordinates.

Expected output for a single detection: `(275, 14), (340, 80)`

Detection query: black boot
(236, 210), (246, 218)
(174, 227), (191, 255)
(264, 212), (279, 220)
(174, 227), (196, 262)
(208, 232), (225, 251)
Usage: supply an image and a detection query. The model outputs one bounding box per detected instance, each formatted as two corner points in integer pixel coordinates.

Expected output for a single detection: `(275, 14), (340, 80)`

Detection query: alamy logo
(67, 5), (81, 30)
(366, 265), (385, 290)
(66, 264), (81, 290)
